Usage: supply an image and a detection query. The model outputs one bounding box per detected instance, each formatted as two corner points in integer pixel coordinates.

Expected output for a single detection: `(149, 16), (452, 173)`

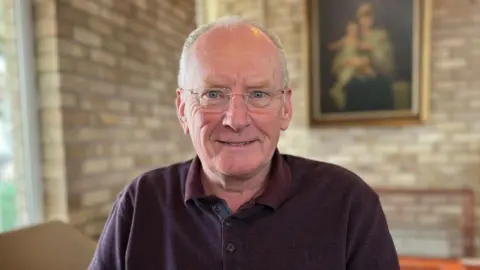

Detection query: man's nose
(222, 94), (251, 131)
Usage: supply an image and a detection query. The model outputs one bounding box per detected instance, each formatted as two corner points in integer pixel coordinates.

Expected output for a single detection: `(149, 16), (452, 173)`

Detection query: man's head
(176, 16), (292, 180)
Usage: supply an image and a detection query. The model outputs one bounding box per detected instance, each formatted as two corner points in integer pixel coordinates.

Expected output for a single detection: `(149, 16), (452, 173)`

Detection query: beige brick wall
(200, 0), (480, 255)
(34, 0), (196, 238)
(35, 0), (69, 225)
(30, 0), (480, 247)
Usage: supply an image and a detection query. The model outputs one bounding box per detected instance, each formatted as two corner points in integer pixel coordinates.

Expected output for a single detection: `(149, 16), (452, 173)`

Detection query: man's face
(176, 25), (292, 178)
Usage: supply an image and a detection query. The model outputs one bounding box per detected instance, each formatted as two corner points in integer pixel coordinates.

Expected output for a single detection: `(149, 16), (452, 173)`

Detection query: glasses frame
(182, 87), (287, 112)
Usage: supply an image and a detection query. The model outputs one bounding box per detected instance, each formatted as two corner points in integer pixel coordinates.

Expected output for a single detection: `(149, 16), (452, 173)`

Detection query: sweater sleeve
(88, 188), (133, 270)
(346, 192), (400, 270)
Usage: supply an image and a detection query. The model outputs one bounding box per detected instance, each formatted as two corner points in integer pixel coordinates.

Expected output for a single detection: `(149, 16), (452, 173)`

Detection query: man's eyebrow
(245, 81), (271, 89)
(244, 74), (276, 88)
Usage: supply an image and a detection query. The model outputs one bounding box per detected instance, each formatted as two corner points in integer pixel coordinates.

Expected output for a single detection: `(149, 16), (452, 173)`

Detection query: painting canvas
(306, 0), (431, 126)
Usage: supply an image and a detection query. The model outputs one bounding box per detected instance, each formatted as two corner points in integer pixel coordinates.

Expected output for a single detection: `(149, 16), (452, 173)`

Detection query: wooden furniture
(0, 220), (97, 270)
(376, 188), (476, 258)
(399, 257), (465, 270)
(399, 256), (480, 270)
(463, 258), (480, 270)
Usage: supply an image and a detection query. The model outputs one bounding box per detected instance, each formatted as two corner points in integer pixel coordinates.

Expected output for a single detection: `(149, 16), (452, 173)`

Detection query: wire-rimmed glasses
(183, 87), (286, 112)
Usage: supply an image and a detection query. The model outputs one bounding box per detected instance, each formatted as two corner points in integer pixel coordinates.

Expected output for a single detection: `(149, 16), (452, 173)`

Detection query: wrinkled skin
(176, 24), (292, 205)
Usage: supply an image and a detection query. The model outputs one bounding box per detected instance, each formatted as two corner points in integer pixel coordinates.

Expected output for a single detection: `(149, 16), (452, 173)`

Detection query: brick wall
(200, 0), (480, 256)
(34, 0), (196, 238)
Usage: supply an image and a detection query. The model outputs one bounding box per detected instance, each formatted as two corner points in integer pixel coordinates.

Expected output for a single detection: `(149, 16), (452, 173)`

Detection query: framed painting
(304, 0), (432, 127)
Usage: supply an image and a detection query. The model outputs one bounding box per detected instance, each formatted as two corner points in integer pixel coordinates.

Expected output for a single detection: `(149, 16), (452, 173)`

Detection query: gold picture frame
(304, 0), (432, 127)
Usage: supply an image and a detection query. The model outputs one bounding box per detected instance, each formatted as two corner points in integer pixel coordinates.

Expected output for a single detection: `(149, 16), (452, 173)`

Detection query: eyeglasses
(183, 87), (286, 112)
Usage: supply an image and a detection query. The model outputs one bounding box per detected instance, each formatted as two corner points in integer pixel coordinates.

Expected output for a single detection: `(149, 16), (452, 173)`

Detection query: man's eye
(203, 90), (223, 99)
(250, 91), (268, 98)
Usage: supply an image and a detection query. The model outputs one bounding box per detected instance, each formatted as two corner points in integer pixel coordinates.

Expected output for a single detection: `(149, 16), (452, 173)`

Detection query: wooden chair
(376, 188), (476, 258)
(399, 257), (465, 270)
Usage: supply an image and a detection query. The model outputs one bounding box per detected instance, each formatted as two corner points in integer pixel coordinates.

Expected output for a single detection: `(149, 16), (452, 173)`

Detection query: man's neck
(201, 163), (271, 213)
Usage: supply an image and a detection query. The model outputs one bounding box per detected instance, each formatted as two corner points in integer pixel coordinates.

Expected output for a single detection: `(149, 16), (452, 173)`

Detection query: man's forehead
(202, 73), (275, 86)
(193, 27), (277, 64)
(194, 24), (275, 51)
(185, 24), (281, 88)
(195, 55), (279, 86)
(249, 26), (263, 37)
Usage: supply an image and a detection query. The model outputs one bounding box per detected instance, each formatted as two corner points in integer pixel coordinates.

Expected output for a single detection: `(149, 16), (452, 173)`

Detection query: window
(0, 0), (42, 232)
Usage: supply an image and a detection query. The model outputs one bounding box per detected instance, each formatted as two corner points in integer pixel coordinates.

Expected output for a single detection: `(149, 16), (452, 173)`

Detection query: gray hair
(177, 15), (289, 89)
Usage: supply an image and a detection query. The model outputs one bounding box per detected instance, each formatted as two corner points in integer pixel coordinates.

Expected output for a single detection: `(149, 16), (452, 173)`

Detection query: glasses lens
(200, 99), (229, 112)
(249, 97), (271, 108)
(194, 89), (284, 111)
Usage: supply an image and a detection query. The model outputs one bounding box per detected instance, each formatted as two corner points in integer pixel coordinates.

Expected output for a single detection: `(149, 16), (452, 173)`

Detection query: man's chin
(214, 163), (261, 180)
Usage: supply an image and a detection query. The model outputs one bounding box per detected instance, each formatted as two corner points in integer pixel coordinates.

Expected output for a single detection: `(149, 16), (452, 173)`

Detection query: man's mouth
(217, 140), (256, 146)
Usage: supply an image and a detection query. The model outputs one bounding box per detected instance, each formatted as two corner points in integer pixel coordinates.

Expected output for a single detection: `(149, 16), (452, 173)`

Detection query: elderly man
(89, 16), (399, 270)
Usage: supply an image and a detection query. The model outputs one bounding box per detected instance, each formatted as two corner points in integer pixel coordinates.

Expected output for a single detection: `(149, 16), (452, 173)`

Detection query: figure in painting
(356, 2), (395, 79)
(328, 21), (361, 110)
(328, 2), (397, 112)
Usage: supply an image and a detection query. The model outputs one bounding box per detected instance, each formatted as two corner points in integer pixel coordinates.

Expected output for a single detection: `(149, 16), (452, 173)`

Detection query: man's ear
(280, 88), (292, 131)
(176, 88), (189, 134)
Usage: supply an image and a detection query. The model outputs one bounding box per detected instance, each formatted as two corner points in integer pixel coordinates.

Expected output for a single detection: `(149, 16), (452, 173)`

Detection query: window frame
(14, 0), (43, 225)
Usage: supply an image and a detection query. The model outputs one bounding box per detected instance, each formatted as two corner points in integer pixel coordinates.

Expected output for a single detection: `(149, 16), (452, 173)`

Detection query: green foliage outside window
(0, 180), (17, 231)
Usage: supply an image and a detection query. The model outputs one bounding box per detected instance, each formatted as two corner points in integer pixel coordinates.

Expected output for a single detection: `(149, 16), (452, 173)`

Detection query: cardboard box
(0, 220), (97, 270)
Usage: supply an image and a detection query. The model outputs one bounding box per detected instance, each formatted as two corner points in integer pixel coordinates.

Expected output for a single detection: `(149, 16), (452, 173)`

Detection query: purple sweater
(89, 152), (400, 270)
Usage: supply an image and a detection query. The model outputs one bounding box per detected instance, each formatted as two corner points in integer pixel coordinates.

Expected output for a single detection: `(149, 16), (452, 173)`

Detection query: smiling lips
(216, 140), (257, 146)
